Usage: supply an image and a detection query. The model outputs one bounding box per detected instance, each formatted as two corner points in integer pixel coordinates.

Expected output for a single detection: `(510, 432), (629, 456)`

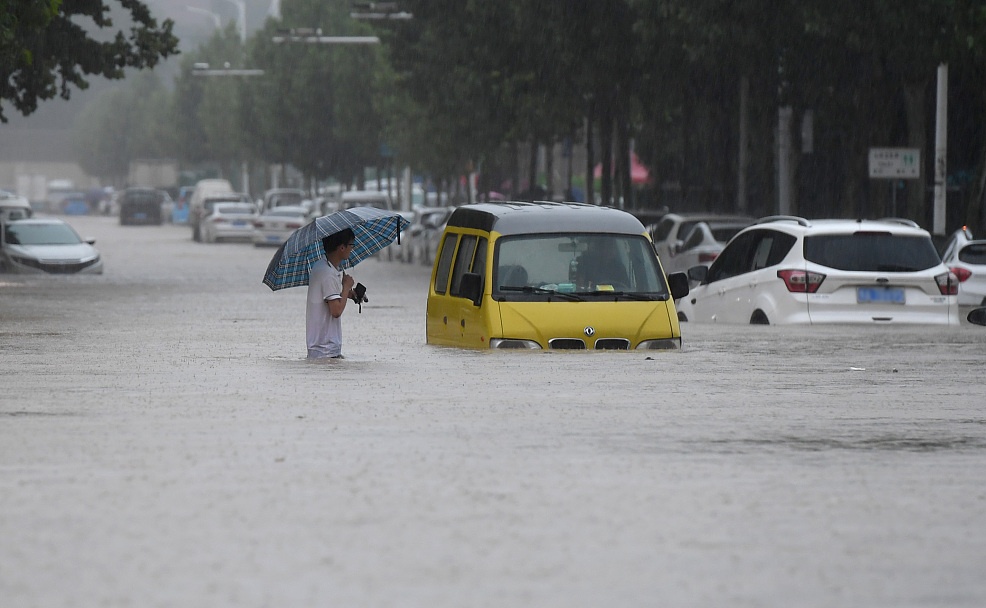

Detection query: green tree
(72, 70), (175, 185)
(0, 0), (178, 122)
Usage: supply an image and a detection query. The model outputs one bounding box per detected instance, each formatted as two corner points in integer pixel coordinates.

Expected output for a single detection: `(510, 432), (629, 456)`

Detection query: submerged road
(2, 214), (985, 607)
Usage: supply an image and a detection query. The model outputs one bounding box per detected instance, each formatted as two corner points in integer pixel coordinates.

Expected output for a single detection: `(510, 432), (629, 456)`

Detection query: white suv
(940, 226), (986, 308)
(676, 216), (959, 325)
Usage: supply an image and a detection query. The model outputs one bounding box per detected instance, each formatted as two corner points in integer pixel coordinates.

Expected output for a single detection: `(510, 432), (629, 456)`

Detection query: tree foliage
(0, 0), (179, 122)
(63, 0), (986, 232)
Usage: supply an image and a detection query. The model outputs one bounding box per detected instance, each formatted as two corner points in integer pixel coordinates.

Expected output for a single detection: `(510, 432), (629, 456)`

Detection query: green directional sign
(868, 148), (921, 179)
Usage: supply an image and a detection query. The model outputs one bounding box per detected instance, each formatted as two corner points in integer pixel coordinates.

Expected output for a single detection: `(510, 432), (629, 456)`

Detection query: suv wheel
(750, 310), (769, 325)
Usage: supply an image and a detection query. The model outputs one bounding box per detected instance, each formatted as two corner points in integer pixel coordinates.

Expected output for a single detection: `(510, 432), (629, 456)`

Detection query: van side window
(433, 233), (459, 295)
(472, 236), (487, 276)
(450, 235), (478, 297)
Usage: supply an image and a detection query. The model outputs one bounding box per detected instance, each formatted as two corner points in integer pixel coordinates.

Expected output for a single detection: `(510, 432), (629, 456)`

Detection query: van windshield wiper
(499, 285), (583, 301)
(583, 290), (662, 301)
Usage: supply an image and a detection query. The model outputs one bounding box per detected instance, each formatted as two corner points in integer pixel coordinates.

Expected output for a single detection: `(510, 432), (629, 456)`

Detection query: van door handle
(443, 316), (448, 325)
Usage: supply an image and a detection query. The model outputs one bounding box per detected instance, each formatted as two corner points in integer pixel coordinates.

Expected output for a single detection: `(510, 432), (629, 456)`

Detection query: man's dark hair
(322, 228), (355, 256)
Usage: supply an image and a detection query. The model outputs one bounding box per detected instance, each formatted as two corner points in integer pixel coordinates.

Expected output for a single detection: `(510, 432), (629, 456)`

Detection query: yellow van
(426, 201), (690, 350)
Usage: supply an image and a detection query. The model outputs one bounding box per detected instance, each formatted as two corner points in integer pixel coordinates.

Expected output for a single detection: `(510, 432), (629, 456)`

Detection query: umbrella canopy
(262, 206), (410, 291)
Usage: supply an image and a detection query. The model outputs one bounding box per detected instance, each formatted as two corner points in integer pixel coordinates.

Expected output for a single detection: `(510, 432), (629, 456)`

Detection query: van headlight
(636, 338), (680, 350)
(489, 338), (542, 349)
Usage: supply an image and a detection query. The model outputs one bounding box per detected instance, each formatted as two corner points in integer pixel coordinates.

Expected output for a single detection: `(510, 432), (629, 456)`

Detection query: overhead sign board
(869, 148), (921, 179)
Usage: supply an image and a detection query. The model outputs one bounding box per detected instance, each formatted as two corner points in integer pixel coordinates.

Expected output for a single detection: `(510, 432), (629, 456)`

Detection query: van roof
(447, 201), (647, 236)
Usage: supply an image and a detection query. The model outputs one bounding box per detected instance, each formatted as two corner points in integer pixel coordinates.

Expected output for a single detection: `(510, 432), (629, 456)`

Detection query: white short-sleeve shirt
(306, 258), (344, 358)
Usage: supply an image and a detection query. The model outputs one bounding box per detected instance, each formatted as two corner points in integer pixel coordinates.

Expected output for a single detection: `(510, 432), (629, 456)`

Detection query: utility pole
(933, 64), (948, 236)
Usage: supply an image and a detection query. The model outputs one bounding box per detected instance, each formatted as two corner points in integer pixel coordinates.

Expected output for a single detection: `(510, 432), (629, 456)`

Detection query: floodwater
(2, 214), (985, 607)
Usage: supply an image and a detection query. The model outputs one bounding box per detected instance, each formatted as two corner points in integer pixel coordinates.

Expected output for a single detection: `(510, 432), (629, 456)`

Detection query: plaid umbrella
(262, 206), (410, 291)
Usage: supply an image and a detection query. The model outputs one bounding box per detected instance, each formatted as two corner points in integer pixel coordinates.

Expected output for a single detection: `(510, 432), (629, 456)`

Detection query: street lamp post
(186, 6), (221, 29)
(192, 63), (262, 194)
(217, 0), (247, 45)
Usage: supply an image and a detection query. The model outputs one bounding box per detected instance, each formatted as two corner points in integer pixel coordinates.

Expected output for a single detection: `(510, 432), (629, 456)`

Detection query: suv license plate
(857, 287), (905, 304)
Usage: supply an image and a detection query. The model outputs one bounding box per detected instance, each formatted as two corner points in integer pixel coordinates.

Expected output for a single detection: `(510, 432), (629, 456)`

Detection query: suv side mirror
(667, 272), (690, 300)
(459, 272), (483, 306)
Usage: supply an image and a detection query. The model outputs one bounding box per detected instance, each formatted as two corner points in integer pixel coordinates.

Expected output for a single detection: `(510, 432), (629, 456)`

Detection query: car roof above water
(447, 201), (647, 236)
(753, 216), (932, 237)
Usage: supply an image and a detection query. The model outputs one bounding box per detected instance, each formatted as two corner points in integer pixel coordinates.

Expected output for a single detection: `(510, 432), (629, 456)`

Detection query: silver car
(940, 226), (986, 308)
(251, 205), (312, 247)
(648, 212), (754, 267)
(1, 218), (103, 274)
(199, 202), (259, 243)
(663, 219), (752, 276)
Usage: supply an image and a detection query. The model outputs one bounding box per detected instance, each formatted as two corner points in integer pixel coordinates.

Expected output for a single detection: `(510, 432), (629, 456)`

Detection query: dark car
(118, 188), (164, 226)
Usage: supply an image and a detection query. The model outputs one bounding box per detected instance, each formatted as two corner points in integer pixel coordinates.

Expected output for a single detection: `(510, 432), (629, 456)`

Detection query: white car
(400, 206), (453, 265)
(648, 212), (754, 268)
(199, 202), (258, 243)
(0, 190), (33, 222)
(940, 226), (986, 308)
(676, 216), (959, 325)
(663, 219), (752, 276)
(0, 217), (103, 274)
(252, 205), (312, 247)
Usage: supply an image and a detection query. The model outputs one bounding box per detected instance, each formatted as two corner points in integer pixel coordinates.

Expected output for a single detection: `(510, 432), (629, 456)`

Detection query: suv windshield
(805, 232), (941, 272)
(494, 233), (668, 297)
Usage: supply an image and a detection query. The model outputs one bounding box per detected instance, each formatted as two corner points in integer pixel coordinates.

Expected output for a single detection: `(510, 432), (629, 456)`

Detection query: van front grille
(594, 339), (630, 350)
(548, 338), (586, 350)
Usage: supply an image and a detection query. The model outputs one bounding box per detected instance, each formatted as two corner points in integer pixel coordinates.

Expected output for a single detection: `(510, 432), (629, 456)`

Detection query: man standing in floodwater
(306, 228), (356, 359)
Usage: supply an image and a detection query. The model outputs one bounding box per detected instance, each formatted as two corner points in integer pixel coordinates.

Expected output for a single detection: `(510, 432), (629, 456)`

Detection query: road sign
(869, 148), (921, 179)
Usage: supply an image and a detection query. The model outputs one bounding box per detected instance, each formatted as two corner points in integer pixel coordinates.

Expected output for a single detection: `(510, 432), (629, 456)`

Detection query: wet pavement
(2, 214), (986, 607)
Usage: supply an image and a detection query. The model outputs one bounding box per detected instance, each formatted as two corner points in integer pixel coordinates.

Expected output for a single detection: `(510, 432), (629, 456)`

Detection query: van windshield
(494, 233), (669, 298)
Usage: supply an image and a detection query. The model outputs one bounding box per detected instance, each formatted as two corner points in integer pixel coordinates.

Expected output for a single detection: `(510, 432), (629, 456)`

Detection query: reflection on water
(706, 434), (986, 453)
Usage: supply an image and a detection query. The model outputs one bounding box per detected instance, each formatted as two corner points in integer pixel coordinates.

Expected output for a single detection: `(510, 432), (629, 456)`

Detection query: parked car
(648, 212), (755, 267)
(676, 216), (959, 325)
(172, 186), (193, 224)
(940, 226), (986, 309)
(401, 206), (454, 265)
(252, 205), (312, 247)
(260, 188), (307, 214)
(0, 217), (103, 274)
(0, 190), (33, 222)
(341, 190), (394, 211)
(426, 201), (689, 350)
(198, 201), (259, 243)
(189, 179), (234, 241)
(117, 187), (165, 225)
(61, 192), (90, 215)
(664, 219), (753, 276)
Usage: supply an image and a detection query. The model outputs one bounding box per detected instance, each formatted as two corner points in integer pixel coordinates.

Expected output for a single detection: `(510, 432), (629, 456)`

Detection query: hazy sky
(2, 0), (277, 131)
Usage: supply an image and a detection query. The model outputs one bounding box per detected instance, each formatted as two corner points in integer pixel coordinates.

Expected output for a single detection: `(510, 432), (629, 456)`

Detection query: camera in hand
(350, 282), (368, 312)
(350, 282), (367, 304)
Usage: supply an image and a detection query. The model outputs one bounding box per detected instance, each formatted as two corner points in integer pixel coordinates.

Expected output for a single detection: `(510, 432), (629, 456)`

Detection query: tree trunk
(511, 140), (521, 199)
(528, 137), (538, 198)
(545, 140), (554, 200)
(902, 79), (929, 222)
(585, 108), (595, 205)
(737, 75), (749, 213)
(616, 108), (631, 209)
(599, 97), (614, 206)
